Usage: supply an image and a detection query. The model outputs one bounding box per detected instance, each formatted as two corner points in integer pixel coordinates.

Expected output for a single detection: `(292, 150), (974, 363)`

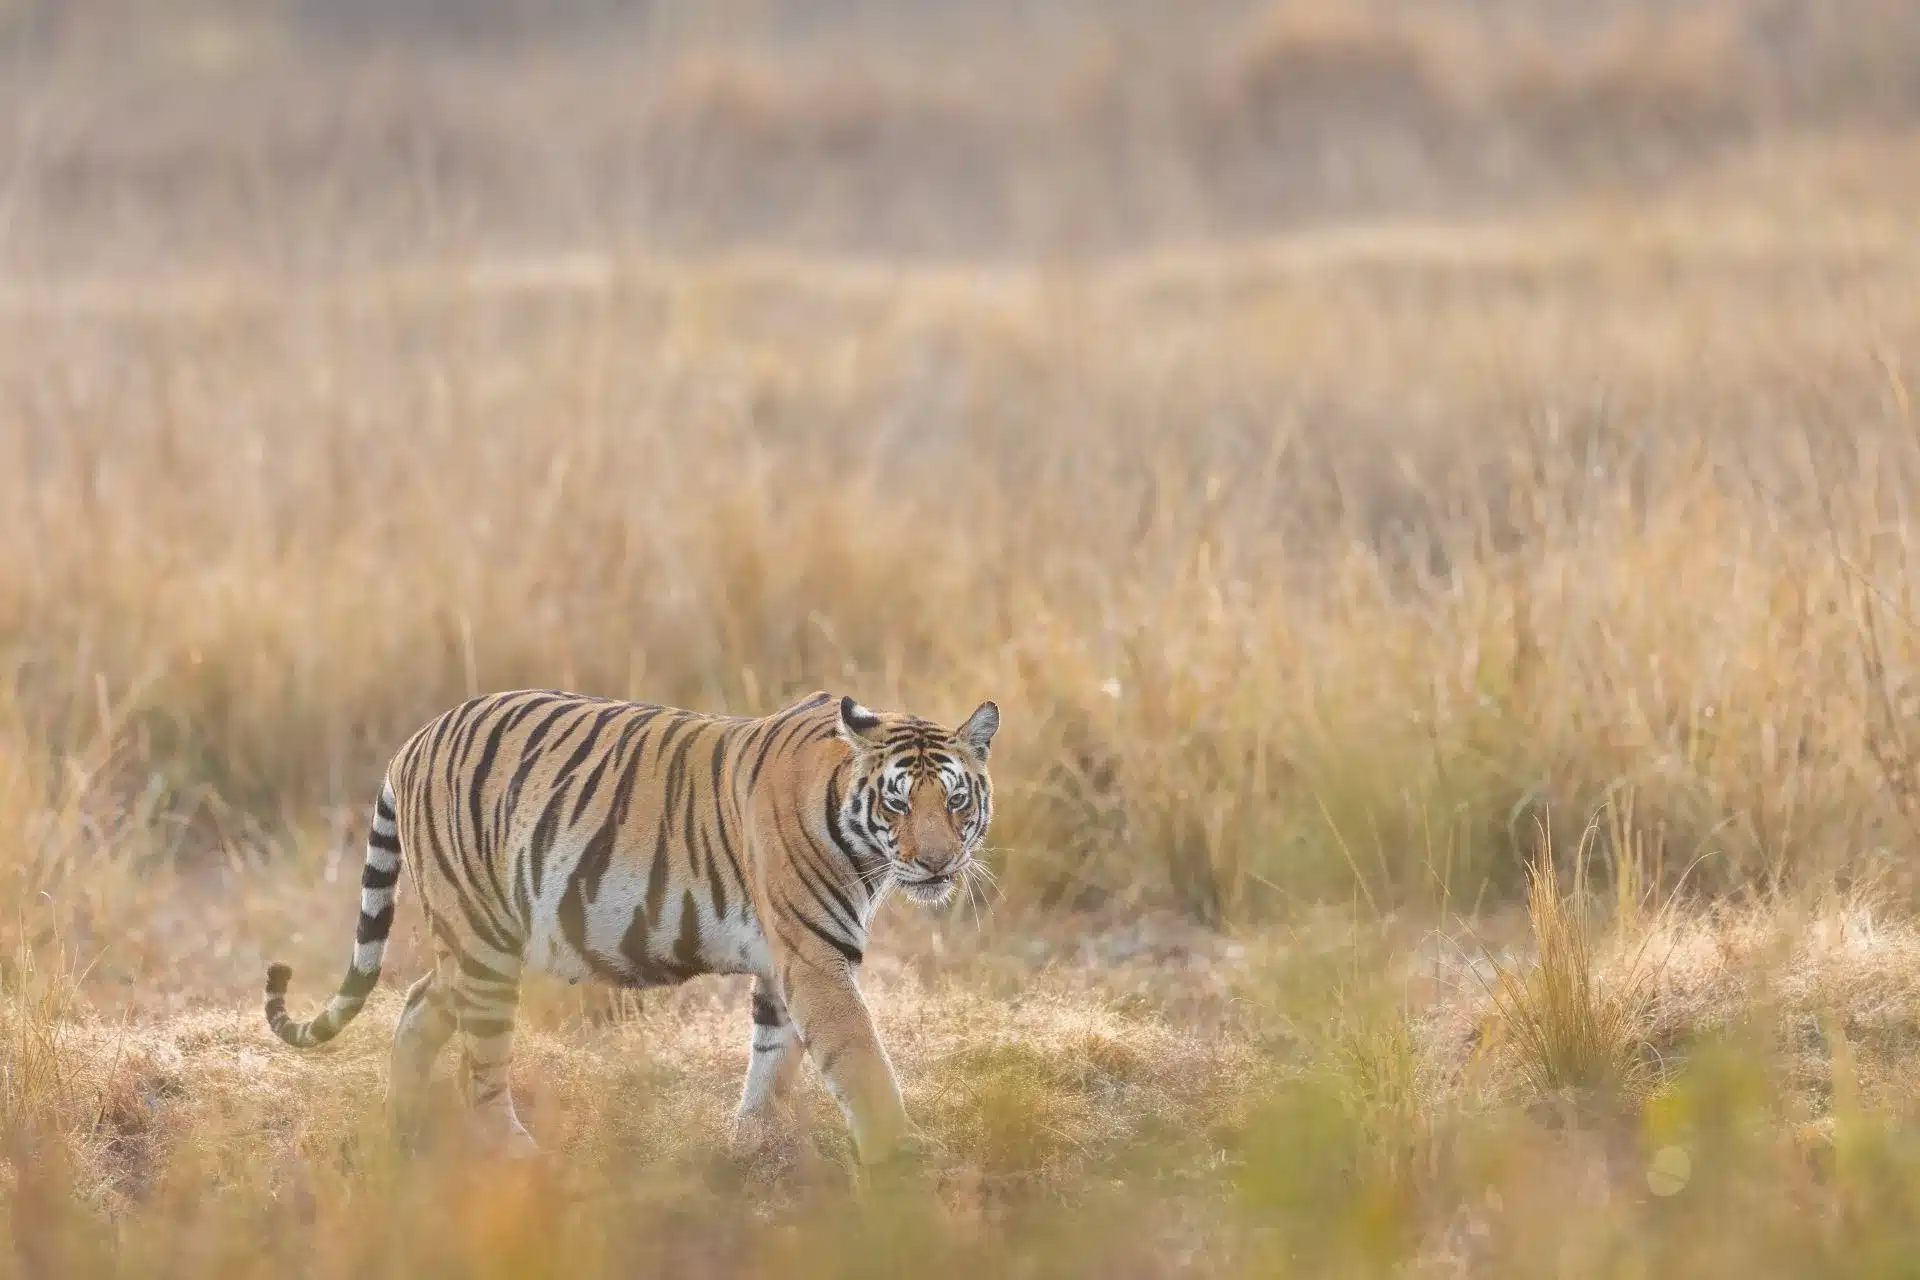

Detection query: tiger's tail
(264, 778), (403, 1048)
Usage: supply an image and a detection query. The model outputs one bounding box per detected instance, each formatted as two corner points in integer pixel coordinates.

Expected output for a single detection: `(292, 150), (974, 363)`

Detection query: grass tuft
(1487, 831), (1657, 1102)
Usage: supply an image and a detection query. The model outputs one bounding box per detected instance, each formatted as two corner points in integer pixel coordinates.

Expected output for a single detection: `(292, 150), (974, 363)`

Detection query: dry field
(9, 1), (1920, 1275)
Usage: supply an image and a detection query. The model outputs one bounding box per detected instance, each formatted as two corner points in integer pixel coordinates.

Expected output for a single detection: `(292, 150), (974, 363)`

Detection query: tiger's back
(263, 686), (1000, 1164)
(390, 690), (787, 991)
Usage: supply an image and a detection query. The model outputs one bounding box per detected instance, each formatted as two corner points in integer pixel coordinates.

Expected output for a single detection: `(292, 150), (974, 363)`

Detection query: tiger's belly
(521, 852), (770, 987)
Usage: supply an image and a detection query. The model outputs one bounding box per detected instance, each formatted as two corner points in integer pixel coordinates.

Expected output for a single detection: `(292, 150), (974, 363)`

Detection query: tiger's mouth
(899, 873), (958, 906)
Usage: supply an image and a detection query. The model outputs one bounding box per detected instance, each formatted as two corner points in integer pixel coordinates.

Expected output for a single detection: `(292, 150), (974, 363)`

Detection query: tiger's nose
(914, 848), (961, 878)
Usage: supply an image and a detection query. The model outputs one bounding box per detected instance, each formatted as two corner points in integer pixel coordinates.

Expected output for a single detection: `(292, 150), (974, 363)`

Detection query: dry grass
(10, 0), (1920, 1274)
(8, 201), (1920, 932)
(1486, 846), (1656, 1101)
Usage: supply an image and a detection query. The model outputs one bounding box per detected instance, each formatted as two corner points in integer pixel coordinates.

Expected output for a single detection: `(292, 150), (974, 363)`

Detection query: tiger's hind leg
(730, 976), (807, 1169)
(452, 948), (538, 1158)
(388, 971), (457, 1152)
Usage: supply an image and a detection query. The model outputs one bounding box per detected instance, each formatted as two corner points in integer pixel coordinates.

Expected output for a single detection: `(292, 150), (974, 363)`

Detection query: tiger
(262, 688), (999, 1165)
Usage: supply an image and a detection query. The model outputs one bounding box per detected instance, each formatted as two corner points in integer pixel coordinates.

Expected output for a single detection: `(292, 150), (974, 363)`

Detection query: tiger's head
(836, 694), (999, 907)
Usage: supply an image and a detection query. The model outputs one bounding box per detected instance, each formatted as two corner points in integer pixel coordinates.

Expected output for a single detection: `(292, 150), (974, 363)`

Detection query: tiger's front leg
(779, 959), (932, 1166)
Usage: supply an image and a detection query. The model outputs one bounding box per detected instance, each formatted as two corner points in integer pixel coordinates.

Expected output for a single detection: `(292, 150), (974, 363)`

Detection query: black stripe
(375, 790), (397, 822)
(356, 906), (395, 943)
(489, 695), (564, 841)
(557, 835), (609, 975)
(672, 890), (703, 974)
(411, 786), (461, 907)
(502, 701), (589, 825)
(511, 846), (533, 926)
(518, 704), (619, 848)
(701, 821), (729, 922)
(660, 720), (702, 837)
(783, 895), (864, 967)
(498, 690), (563, 734)
(825, 769), (884, 880)
(544, 705), (622, 806)
(745, 717), (793, 792)
(681, 745), (707, 880)
(708, 729), (751, 907)
(466, 698), (523, 865)
(709, 802), (747, 911)
(725, 715), (762, 799)
(538, 706), (655, 913)
(526, 701), (601, 773)
(458, 950), (518, 986)
(441, 701), (501, 918)
(552, 706), (622, 815)
(567, 722), (623, 823)
(447, 693), (506, 773)
(421, 701), (468, 775)
(789, 843), (860, 934)
(771, 923), (816, 972)
(450, 985), (511, 1016)
(368, 828), (402, 853)
(644, 815), (670, 927)
(604, 710), (664, 832)
(577, 800), (620, 896)
(459, 1016), (514, 1039)
(418, 813), (516, 957)
(752, 991), (786, 1027)
(615, 903), (665, 986)
(341, 967), (379, 998)
(452, 840), (519, 955)
(526, 782), (570, 906)
(708, 731), (731, 804)
(748, 701), (819, 791)
(444, 697), (505, 825)
(649, 713), (694, 786)
(362, 861), (401, 890)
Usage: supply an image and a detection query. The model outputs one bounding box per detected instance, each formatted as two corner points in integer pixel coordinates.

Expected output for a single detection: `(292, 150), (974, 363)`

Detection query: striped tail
(264, 780), (403, 1048)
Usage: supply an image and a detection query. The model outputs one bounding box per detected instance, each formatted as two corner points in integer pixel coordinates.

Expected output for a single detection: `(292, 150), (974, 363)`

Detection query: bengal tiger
(262, 688), (998, 1165)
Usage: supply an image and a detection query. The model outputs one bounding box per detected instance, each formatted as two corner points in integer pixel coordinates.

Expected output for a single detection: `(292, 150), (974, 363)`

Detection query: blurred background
(5, 0), (1920, 266)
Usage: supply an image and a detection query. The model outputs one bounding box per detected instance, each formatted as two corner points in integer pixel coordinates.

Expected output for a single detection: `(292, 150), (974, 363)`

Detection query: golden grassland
(10, 2), (1920, 1274)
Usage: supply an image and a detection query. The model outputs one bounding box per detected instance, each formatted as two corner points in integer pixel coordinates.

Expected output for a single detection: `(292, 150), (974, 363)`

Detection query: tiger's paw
(867, 1127), (949, 1177)
(500, 1127), (541, 1161)
(463, 1114), (542, 1162)
(728, 1114), (807, 1181)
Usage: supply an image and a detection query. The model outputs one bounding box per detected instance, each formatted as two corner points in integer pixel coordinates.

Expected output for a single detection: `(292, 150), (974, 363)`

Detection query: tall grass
(6, 223), (1920, 925)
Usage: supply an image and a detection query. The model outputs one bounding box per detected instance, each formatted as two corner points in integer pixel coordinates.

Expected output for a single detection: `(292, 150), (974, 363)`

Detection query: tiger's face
(837, 695), (998, 907)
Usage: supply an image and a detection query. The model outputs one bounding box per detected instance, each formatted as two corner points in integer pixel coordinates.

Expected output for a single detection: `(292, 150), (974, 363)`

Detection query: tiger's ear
(838, 696), (885, 748)
(958, 700), (1000, 759)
